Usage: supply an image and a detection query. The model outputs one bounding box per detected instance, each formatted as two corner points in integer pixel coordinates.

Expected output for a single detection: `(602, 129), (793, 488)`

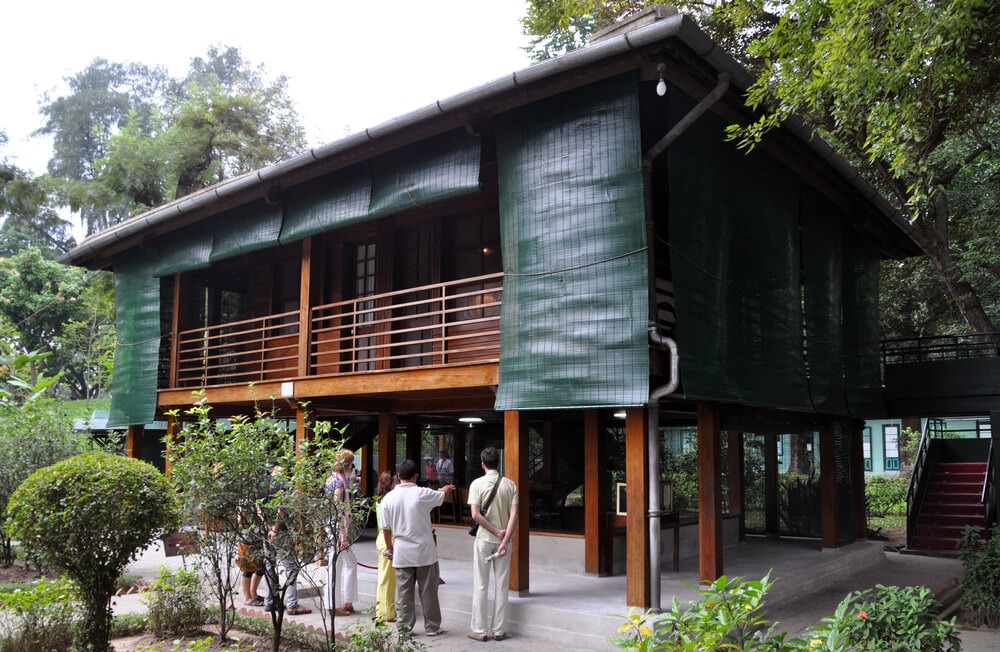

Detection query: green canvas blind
(279, 168), (372, 243)
(369, 129), (482, 217)
(801, 189), (849, 415)
(151, 227), (214, 277)
(667, 91), (810, 410)
(107, 253), (160, 427)
(843, 232), (884, 416)
(210, 201), (284, 262)
(494, 73), (650, 410)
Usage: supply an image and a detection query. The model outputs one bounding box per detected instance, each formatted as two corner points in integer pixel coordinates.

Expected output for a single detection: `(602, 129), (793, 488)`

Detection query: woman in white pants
(325, 449), (358, 615)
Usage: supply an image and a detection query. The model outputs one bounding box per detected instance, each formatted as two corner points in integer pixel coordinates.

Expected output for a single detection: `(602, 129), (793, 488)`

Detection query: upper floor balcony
(169, 272), (503, 389)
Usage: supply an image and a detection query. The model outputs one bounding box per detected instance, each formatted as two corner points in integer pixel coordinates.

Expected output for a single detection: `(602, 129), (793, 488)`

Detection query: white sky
(3, 0), (534, 178)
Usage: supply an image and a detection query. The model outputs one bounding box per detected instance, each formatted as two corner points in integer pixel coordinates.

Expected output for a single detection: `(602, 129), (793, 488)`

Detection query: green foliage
(43, 47), (307, 234)
(167, 395), (365, 650)
(609, 573), (790, 651)
(342, 616), (428, 652)
(6, 451), (179, 651)
(0, 577), (81, 652)
(109, 612), (149, 639)
(865, 476), (908, 517)
(609, 576), (960, 651)
(779, 473), (820, 536)
(958, 525), (1000, 628)
(0, 395), (98, 567)
(143, 566), (206, 638)
(813, 584), (961, 651)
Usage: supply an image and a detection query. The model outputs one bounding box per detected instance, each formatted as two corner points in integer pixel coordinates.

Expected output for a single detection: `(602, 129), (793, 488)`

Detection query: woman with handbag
(374, 470), (398, 622)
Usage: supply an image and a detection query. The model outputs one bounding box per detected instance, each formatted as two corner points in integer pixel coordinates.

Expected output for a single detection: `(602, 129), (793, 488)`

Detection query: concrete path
(118, 536), (1000, 651)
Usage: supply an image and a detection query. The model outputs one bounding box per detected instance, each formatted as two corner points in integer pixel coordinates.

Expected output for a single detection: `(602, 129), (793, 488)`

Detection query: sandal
(287, 606), (312, 615)
(244, 597), (264, 607)
(334, 607), (352, 616)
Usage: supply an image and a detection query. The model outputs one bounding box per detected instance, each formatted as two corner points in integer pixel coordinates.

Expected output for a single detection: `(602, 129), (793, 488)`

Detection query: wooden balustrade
(172, 273), (502, 388)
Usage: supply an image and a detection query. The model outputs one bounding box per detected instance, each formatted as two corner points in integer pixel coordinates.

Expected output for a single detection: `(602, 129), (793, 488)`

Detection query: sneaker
(426, 629), (445, 637)
(467, 631), (489, 642)
(493, 632), (508, 641)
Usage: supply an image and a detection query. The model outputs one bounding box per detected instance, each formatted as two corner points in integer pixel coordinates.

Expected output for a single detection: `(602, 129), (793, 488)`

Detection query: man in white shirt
(380, 459), (455, 637)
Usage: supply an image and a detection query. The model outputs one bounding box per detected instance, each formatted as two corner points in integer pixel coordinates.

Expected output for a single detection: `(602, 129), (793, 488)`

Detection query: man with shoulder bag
(466, 446), (518, 642)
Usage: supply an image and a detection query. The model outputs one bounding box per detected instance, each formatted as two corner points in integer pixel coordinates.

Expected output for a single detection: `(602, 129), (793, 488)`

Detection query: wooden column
(163, 415), (179, 475)
(297, 237), (314, 377)
(850, 420), (868, 540)
(454, 427), (467, 487)
(819, 423), (839, 549)
(405, 422), (421, 472)
(360, 443), (373, 495)
(294, 406), (311, 453)
(168, 273), (184, 388)
(727, 431), (745, 542)
(625, 407), (650, 607)
(584, 409), (608, 575)
(505, 411), (530, 595)
(764, 433), (779, 537)
(125, 424), (145, 460)
(378, 413), (397, 474)
(698, 403), (723, 582)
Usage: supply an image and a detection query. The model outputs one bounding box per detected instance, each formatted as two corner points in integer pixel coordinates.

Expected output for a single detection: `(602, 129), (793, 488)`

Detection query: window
(863, 427), (873, 471)
(883, 424), (900, 471)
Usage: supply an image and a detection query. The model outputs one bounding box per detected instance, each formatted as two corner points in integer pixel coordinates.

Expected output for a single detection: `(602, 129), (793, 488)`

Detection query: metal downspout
(643, 71), (729, 611)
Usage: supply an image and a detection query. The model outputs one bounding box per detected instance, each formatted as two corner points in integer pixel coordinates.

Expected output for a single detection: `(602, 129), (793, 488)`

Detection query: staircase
(910, 461), (987, 554)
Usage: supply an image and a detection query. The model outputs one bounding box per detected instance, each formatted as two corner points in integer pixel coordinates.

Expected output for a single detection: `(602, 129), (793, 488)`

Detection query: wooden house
(61, 7), (918, 608)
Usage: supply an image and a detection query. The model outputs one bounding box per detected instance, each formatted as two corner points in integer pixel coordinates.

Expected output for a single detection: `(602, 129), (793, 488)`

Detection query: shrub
(609, 574), (789, 651)
(343, 616), (427, 652)
(6, 451), (179, 652)
(143, 566), (206, 637)
(958, 525), (1000, 628)
(865, 476), (908, 517)
(0, 577), (81, 652)
(809, 584), (961, 651)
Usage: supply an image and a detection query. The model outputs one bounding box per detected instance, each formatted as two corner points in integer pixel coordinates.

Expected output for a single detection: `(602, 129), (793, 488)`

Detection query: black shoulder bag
(468, 475), (503, 537)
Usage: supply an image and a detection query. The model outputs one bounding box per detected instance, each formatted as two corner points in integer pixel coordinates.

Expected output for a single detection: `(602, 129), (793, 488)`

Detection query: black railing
(984, 439), (997, 532)
(905, 419), (931, 549)
(881, 332), (1000, 366)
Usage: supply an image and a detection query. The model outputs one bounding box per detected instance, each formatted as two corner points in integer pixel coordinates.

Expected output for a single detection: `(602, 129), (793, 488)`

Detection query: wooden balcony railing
(172, 273), (502, 388)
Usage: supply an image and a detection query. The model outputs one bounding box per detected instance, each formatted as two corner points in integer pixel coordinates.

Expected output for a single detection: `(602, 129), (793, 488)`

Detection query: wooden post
(820, 423), (839, 549)
(505, 411), (530, 595)
(297, 237), (314, 376)
(764, 433), (779, 537)
(698, 403), (723, 582)
(727, 431), (745, 541)
(125, 424), (145, 460)
(625, 407), (650, 607)
(850, 420), (867, 540)
(360, 443), (373, 495)
(405, 422), (421, 473)
(163, 415), (178, 475)
(294, 406), (310, 454)
(169, 273), (183, 388)
(378, 413), (397, 474)
(584, 409), (608, 575)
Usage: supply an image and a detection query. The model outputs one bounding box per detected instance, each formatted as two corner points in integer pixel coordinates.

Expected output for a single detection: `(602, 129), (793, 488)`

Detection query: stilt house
(61, 8), (919, 608)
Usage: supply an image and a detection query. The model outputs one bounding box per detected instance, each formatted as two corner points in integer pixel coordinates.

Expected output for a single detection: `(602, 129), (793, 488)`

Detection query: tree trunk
(910, 205), (997, 334)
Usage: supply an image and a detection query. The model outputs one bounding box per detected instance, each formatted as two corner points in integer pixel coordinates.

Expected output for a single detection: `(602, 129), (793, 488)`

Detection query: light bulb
(656, 78), (667, 96)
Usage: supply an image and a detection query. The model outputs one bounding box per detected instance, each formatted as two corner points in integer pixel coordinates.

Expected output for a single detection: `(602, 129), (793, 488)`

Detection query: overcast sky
(3, 0), (534, 177)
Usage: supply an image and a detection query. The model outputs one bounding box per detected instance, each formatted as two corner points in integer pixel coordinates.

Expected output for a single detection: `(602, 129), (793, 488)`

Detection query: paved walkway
(117, 535), (1000, 651)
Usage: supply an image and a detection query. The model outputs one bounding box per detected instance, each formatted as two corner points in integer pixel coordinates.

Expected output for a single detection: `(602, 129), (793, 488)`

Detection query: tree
(0, 247), (90, 396)
(0, 132), (75, 256)
(726, 0), (1000, 334)
(7, 451), (178, 652)
(167, 396), (366, 651)
(522, 1), (1000, 335)
(0, 354), (97, 568)
(41, 48), (307, 233)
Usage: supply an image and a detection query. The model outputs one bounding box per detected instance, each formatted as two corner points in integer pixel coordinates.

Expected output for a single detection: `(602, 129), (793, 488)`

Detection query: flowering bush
(610, 576), (961, 651)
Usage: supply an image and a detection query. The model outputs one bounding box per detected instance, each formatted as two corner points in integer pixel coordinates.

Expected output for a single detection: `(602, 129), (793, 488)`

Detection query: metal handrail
(905, 419), (931, 547)
(881, 331), (1000, 366)
(983, 439), (996, 531)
